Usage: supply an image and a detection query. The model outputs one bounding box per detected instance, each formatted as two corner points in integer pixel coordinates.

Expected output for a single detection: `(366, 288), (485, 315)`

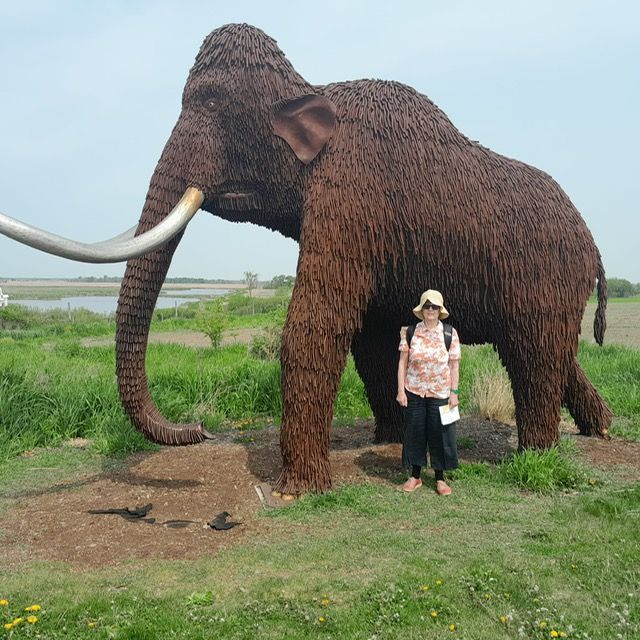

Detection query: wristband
(451, 388), (459, 395)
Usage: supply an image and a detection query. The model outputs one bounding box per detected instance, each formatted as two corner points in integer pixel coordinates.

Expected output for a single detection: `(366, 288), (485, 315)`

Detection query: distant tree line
(265, 274), (296, 289)
(600, 278), (640, 298)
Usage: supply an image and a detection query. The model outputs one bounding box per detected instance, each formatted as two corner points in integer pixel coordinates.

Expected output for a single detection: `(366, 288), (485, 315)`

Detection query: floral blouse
(398, 321), (461, 399)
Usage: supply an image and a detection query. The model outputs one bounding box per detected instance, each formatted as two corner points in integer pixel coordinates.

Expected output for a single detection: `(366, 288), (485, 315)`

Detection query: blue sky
(1, 0), (638, 281)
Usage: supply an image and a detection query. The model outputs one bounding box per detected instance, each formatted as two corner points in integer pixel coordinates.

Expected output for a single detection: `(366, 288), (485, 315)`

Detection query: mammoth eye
(202, 92), (221, 111)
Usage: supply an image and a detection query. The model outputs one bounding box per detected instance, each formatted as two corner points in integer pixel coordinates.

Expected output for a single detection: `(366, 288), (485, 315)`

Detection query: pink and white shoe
(436, 480), (452, 496)
(402, 477), (422, 492)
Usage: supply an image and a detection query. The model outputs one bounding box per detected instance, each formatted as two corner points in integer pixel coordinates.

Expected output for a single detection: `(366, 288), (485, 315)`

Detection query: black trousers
(402, 390), (459, 471)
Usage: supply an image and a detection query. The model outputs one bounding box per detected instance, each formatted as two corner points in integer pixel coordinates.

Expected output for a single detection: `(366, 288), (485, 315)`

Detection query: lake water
(11, 295), (202, 315)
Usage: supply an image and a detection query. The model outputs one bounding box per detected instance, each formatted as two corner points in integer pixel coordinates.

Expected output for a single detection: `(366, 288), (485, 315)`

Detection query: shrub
(248, 308), (286, 360)
(0, 305), (35, 329)
(196, 301), (226, 349)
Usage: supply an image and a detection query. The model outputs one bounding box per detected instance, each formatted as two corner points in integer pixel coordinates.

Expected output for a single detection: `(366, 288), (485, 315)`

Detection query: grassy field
(1, 333), (638, 461)
(0, 449), (638, 639)
(1, 294), (639, 639)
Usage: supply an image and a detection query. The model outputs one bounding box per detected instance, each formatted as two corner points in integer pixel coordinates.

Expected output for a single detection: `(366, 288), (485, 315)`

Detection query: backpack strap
(406, 323), (453, 351)
(443, 323), (453, 351)
(405, 324), (415, 348)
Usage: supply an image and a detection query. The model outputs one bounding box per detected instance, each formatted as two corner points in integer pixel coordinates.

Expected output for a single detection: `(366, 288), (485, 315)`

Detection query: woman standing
(396, 290), (461, 495)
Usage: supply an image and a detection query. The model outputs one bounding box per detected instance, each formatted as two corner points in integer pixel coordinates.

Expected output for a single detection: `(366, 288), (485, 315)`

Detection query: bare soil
(581, 301), (640, 348)
(81, 328), (261, 349)
(1, 419), (638, 569)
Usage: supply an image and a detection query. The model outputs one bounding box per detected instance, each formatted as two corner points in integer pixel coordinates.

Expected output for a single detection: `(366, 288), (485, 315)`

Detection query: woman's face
(422, 302), (441, 322)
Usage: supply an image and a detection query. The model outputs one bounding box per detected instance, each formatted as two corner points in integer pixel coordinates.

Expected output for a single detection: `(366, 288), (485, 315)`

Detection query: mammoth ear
(271, 94), (336, 164)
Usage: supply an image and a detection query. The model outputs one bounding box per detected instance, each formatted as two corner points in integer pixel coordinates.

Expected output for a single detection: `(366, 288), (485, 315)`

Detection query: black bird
(88, 503), (153, 521)
(208, 511), (241, 530)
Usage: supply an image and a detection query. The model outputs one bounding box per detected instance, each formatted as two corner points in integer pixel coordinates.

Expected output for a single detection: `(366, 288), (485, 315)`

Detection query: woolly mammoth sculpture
(0, 23), (612, 494)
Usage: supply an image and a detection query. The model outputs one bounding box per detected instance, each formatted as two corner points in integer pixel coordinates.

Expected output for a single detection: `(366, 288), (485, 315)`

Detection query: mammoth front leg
(274, 255), (371, 495)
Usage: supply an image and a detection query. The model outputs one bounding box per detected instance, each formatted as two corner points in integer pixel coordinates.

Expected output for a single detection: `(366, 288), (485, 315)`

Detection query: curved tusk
(92, 224), (139, 248)
(0, 187), (205, 263)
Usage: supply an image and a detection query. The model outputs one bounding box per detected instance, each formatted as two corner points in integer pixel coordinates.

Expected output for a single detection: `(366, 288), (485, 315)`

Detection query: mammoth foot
(270, 490), (296, 502)
(571, 403), (612, 439)
(576, 423), (611, 439)
(274, 463), (332, 496)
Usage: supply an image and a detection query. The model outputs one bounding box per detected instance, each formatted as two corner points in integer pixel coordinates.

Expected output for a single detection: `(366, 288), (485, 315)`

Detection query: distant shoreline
(0, 279), (247, 290)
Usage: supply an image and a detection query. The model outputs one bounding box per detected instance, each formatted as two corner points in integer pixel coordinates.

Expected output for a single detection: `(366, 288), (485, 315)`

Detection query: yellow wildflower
(12, 617), (23, 625)
(87, 622), (97, 628)
(431, 610), (438, 618)
(27, 616), (38, 624)
(320, 598), (330, 606)
(500, 615), (507, 624)
(4, 623), (13, 630)
(484, 593), (492, 600)
(24, 604), (41, 612)
(539, 620), (548, 628)
(435, 579), (443, 585)
(0, 599), (9, 606)
(550, 631), (559, 638)
(421, 585), (430, 591)
(318, 616), (326, 623)
(449, 623), (457, 631)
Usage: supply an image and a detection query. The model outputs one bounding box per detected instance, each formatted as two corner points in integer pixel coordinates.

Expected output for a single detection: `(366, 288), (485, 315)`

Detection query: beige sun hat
(413, 289), (449, 320)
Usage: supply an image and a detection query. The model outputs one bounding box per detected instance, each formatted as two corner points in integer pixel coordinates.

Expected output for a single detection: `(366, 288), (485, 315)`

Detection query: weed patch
(496, 443), (593, 493)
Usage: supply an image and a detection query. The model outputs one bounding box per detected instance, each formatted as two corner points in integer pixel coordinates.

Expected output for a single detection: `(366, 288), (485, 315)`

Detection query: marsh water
(10, 289), (229, 315)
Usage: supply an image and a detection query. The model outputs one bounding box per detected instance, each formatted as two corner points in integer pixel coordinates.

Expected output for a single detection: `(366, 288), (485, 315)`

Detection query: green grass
(1, 325), (639, 460)
(496, 442), (595, 494)
(608, 296), (640, 303)
(0, 338), (370, 460)
(1, 308), (639, 638)
(587, 295), (640, 303)
(576, 342), (640, 440)
(1, 463), (637, 639)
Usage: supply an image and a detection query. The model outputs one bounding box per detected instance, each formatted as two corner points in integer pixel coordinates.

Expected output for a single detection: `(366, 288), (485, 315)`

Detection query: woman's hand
(396, 390), (408, 407)
(449, 393), (459, 408)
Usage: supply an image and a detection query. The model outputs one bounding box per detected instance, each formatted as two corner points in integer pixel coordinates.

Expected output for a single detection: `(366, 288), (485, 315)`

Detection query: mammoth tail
(594, 254), (607, 346)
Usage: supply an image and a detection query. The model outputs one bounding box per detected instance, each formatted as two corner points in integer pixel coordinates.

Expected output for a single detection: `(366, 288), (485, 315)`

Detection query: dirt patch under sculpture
(1, 420), (638, 569)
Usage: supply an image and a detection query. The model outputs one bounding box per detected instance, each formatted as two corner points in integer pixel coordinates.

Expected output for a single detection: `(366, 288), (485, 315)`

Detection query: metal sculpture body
(0, 24), (611, 494)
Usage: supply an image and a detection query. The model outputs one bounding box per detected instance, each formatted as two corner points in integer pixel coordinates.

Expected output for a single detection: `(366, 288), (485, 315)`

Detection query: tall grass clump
(470, 369), (515, 423)
(497, 440), (591, 493)
(459, 345), (514, 422)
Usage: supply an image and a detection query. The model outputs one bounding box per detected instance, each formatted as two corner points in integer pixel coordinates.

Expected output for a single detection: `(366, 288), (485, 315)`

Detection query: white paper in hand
(438, 404), (460, 425)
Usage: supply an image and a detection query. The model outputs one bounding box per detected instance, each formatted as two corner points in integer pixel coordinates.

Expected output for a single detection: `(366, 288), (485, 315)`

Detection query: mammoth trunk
(115, 180), (207, 445)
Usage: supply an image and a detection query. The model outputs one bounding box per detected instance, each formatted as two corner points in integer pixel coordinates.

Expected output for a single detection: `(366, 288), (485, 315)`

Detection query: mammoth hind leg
(351, 317), (405, 443)
(496, 319), (570, 449)
(563, 357), (612, 437)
